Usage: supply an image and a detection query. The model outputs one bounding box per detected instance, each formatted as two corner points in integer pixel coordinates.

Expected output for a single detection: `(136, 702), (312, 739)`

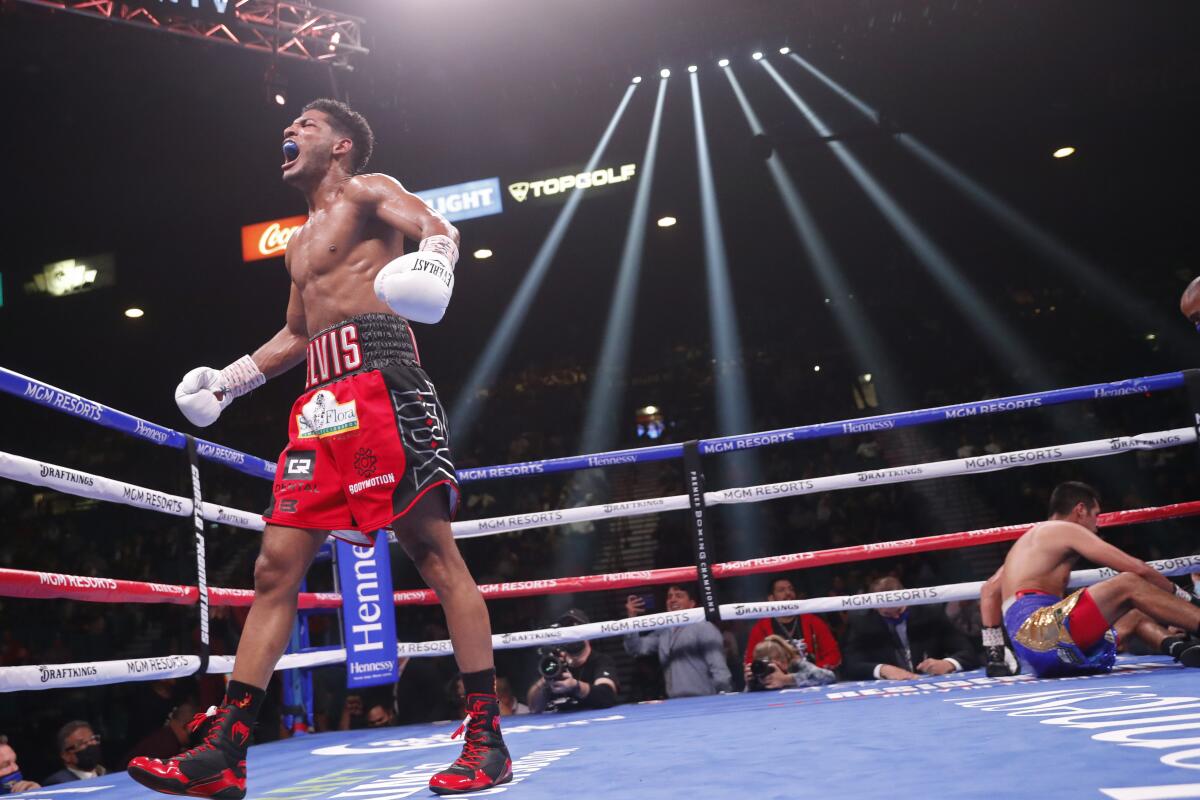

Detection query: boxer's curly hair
(303, 98), (374, 173)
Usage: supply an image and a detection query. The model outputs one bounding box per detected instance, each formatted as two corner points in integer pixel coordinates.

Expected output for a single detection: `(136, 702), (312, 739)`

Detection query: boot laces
(185, 707), (216, 735)
(450, 711), (490, 769)
(184, 707), (230, 756)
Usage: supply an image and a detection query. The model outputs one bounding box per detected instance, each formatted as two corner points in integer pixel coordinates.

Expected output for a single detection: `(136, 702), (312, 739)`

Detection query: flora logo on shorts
(298, 390), (360, 439)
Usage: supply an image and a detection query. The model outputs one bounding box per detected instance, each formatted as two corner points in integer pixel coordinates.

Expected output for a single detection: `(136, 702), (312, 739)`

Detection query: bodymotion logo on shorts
(284, 451), (317, 481)
(336, 531), (399, 689)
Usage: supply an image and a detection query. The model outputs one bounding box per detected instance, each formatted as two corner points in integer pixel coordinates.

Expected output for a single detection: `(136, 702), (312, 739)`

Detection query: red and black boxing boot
(127, 681), (263, 799)
(429, 692), (513, 795)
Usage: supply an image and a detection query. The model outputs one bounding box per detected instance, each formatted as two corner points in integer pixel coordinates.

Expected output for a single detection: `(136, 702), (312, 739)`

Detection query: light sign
(507, 163), (637, 202)
(414, 177), (503, 223)
(241, 214), (307, 262)
(24, 254), (116, 297)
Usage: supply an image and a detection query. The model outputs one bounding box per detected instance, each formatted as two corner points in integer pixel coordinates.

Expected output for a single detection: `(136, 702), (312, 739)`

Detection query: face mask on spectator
(0, 770), (23, 794)
(74, 745), (102, 771)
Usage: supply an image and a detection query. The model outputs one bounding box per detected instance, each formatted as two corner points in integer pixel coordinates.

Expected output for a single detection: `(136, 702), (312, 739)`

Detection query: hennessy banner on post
(336, 532), (399, 689)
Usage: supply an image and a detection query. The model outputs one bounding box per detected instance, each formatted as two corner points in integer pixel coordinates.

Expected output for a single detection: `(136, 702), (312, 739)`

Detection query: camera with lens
(538, 640), (585, 682)
(538, 648), (569, 681)
(747, 658), (776, 691)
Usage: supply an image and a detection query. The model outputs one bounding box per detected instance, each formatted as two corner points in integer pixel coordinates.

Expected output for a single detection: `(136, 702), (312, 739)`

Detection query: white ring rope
(0, 451), (264, 531)
(451, 427), (1195, 537)
(4, 554), (1196, 692)
(0, 427), (1191, 539)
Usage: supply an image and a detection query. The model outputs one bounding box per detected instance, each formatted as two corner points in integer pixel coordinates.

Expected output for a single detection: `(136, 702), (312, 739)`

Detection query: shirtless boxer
(979, 481), (1200, 678)
(127, 99), (510, 797)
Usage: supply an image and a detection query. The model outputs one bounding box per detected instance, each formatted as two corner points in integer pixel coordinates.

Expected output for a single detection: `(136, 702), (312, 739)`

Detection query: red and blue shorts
(1003, 588), (1117, 677)
(263, 314), (459, 543)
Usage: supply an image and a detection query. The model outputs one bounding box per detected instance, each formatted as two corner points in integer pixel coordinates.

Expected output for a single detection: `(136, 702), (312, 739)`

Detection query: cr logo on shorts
(284, 450), (317, 480)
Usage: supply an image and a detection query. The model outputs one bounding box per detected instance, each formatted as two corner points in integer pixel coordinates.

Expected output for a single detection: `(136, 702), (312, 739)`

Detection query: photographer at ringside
(526, 610), (620, 714)
(744, 635), (837, 691)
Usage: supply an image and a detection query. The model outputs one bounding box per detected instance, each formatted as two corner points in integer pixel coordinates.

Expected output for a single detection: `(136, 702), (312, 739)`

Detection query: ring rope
(3, 499), (1195, 607)
(0, 366), (1184, 484)
(1, 427), (1190, 541)
(4, 552), (1196, 693)
(0, 450), (264, 530)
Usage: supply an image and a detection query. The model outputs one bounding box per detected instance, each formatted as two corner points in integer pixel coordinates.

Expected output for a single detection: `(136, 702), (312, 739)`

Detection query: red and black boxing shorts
(263, 314), (459, 544)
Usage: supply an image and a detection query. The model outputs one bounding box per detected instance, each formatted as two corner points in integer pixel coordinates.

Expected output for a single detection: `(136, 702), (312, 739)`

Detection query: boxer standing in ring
(128, 99), (511, 798)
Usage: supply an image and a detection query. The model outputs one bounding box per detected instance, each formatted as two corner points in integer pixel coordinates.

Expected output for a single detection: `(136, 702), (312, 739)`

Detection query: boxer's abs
(288, 208), (405, 333)
(299, 272), (394, 334)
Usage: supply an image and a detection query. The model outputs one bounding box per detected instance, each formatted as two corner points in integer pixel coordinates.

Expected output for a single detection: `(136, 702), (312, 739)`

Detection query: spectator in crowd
(0, 632), (30, 667)
(623, 585), (731, 698)
(338, 695), (365, 731)
(496, 677), (529, 716)
(444, 675), (467, 721)
(945, 598), (984, 642)
(743, 577), (842, 670)
(126, 679), (181, 746)
(841, 577), (980, 680)
(122, 702), (197, 765)
(0, 735), (41, 794)
(365, 703), (396, 728)
(393, 652), (460, 725)
(43, 721), (106, 785)
(744, 635), (837, 691)
(527, 610), (619, 713)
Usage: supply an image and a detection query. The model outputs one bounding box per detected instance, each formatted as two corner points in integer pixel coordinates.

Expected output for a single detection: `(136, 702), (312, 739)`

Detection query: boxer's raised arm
(250, 281), (309, 379)
(355, 174), (461, 325)
(354, 174), (460, 249)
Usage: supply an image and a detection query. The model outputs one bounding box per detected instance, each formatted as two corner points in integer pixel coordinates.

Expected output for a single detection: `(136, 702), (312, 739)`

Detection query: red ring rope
(3, 500), (1197, 608)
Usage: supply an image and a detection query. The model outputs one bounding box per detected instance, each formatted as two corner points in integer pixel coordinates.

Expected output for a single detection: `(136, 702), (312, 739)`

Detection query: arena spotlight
(813, 364), (821, 372)
(784, 52), (1186, 355)
(124, 307), (144, 319)
(689, 70), (754, 436)
(660, 68), (671, 78)
(688, 65), (698, 73)
(761, 57), (1045, 384)
(632, 76), (642, 84)
(577, 78), (668, 454)
(473, 248), (493, 260)
(724, 65), (895, 398)
(691, 68), (765, 559)
(264, 64), (288, 107)
(718, 58), (730, 68)
(779, 46), (791, 54)
(752, 51), (764, 61)
(1053, 146), (1076, 159)
(451, 86), (638, 447)
(657, 216), (677, 227)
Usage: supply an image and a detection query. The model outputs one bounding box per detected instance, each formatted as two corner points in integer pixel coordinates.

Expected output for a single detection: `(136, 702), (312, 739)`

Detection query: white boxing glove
(373, 235), (458, 324)
(174, 355), (265, 427)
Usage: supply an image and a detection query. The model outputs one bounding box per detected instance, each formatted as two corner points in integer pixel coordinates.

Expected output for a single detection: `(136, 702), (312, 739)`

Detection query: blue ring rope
(0, 366), (1181, 484)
